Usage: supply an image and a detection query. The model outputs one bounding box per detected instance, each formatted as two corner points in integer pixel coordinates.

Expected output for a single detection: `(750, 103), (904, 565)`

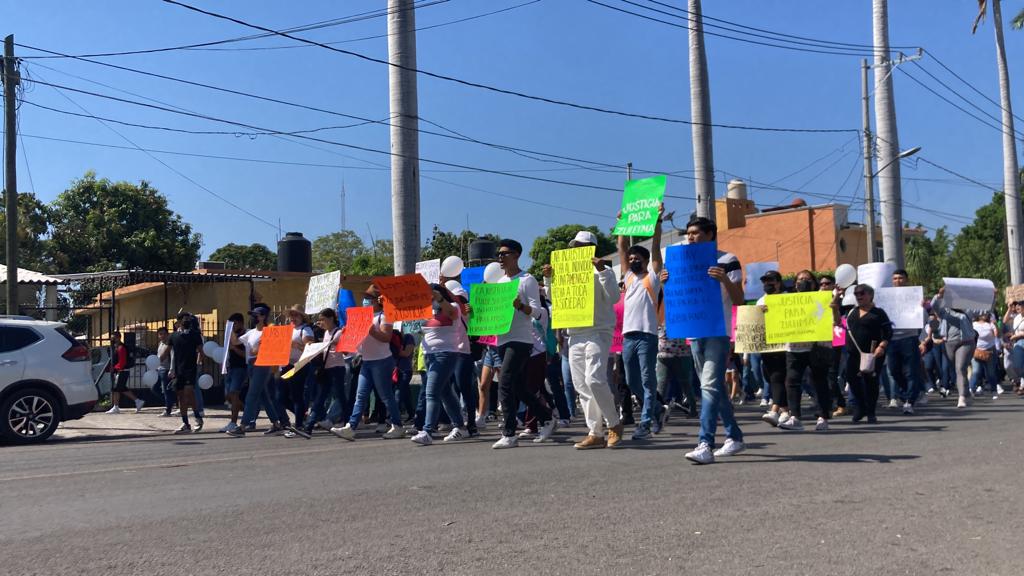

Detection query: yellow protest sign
(550, 245), (596, 329)
(764, 292), (834, 344)
(733, 306), (786, 354)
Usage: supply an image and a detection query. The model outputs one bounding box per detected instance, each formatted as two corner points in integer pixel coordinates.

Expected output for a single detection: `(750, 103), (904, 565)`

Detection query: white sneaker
(134, 399), (145, 413)
(762, 411), (780, 427)
(755, 388), (763, 397)
(759, 399), (769, 407)
(382, 424), (405, 439)
(558, 419), (571, 428)
(957, 396), (968, 408)
(171, 409), (181, 417)
(685, 442), (714, 465)
(887, 399), (900, 409)
(219, 422), (238, 433)
(779, 415), (804, 431)
(713, 438), (745, 457)
(331, 423), (355, 441)
(902, 402), (914, 415)
(927, 387), (935, 394)
(535, 419), (558, 443)
(411, 430), (433, 445)
(492, 435), (518, 449)
(105, 405), (121, 415)
(815, 417), (829, 431)
(443, 427), (467, 442)
(917, 394), (928, 406)
(475, 414), (488, 429)
(173, 423), (192, 435)
(517, 429), (536, 440)
(283, 430), (297, 438)
(997, 384), (1006, 395)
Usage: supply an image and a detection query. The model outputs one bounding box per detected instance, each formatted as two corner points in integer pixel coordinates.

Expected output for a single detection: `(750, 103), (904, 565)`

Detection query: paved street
(3, 395), (1023, 576)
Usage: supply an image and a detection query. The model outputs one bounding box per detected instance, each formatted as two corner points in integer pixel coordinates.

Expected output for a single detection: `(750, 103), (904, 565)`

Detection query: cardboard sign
(663, 243), (726, 339)
(282, 342), (331, 379)
(461, 266), (486, 297)
(873, 286), (925, 330)
(943, 277), (995, 311)
(743, 261), (779, 301)
(305, 271), (341, 315)
(610, 293), (625, 353)
(415, 259), (441, 284)
(254, 325), (292, 366)
(373, 274), (433, 321)
(764, 291), (834, 344)
(613, 175), (666, 237)
(220, 320), (233, 376)
(467, 280), (520, 336)
(843, 262), (896, 305)
(550, 246), (596, 329)
(1006, 284), (1024, 304)
(336, 306), (375, 353)
(733, 306), (786, 354)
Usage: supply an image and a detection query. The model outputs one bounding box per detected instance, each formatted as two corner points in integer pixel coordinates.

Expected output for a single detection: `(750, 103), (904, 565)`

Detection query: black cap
(250, 303), (270, 317)
(760, 270), (783, 282)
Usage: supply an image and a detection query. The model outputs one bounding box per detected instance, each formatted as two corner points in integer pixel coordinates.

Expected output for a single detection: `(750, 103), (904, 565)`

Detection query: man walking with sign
(543, 231), (624, 449)
(682, 218), (747, 465)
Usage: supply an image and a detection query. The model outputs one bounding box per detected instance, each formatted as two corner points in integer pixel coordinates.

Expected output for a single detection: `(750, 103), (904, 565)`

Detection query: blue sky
(7, 0), (1022, 260)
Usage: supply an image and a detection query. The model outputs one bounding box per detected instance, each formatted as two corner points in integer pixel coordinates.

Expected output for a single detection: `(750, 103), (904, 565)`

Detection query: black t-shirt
(170, 329), (203, 375)
(228, 333), (247, 369)
(845, 306), (894, 355)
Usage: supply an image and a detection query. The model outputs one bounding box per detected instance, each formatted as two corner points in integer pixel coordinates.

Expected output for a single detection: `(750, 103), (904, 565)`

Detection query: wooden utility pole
(3, 35), (19, 314)
(861, 58), (877, 263)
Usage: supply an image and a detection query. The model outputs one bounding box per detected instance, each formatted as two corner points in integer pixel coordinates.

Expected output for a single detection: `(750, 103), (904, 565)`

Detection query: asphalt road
(3, 395), (1023, 576)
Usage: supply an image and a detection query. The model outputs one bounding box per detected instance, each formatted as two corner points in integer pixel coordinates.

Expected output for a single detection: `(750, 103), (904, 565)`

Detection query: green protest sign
(467, 279), (520, 336)
(613, 174), (666, 237)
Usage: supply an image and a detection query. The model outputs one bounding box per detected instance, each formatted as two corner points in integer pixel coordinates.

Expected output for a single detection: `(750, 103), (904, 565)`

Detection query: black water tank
(468, 239), (496, 263)
(278, 232), (312, 273)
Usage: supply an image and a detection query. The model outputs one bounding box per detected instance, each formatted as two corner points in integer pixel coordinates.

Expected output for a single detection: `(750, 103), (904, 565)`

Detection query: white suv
(0, 317), (97, 444)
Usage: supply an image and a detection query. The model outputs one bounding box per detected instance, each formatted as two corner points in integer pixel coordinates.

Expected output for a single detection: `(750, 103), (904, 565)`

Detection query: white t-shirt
(497, 271), (543, 346)
(241, 328), (262, 361)
(974, 321), (997, 351)
(290, 324), (314, 364)
(1013, 314), (1024, 336)
(421, 300), (469, 355)
(622, 263), (661, 336)
(358, 312), (393, 362)
(531, 307), (550, 356)
(323, 328), (345, 369)
(717, 251), (742, 337)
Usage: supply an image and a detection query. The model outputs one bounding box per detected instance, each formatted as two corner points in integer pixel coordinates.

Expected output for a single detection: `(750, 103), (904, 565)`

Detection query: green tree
(0, 192), (53, 272)
(905, 227), (953, 294)
(312, 230), (367, 273)
(419, 225), (501, 262)
(48, 172), (201, 273)
(527, 224), (616, 278)
(209, 242), (277, 270)
(950, 192), (1019, 287)
(350, 239), (394, 276)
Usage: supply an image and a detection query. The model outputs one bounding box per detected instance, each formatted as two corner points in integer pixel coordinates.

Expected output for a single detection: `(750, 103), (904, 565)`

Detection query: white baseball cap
(568, 230), (598, 247)
(445, 280), (468, 299)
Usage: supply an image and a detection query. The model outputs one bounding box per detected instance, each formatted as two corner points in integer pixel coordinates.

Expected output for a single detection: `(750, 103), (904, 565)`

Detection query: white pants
(568, 330), (620, 435)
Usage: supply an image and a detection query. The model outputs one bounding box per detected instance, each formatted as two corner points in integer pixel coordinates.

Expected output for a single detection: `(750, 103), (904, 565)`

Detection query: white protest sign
(415, 259), (441, 285)
(844, 262), (896, 305)
(744, 262), (779, 301)
(943, 277), (995, 311)
(305, 271), (341, 314)
(873, 286), (925, 330)
(220, 320), (233, 375)
(281, 342), (331, 379)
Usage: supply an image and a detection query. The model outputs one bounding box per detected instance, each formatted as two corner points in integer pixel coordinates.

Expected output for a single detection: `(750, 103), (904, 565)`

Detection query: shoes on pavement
(534, 419), (558, 443)
(226, 427), (245, 437)
(558, 419), (571, 428)
(607, 424), (624, 448)
(713, 438), (745, 457)
(779, 415), (804, 431)
(193, 418), (203, 433)
(374, 423), (388, 434)
(492, 435), (518, 449)
(243, 423), (256, 432)
(174, 423), (192, 435)
(219, 422), (238, 433)
(574, 435), (606, 449)
(263, 423), (285, 436)
(957, 396), (968, 408)
(331, 423), (355, 441)
(475, 414), (488, 429)
(815, 417), (829, 431)
(171, 409), (181, 417)
(997, 384), (1006, 395)
(467, 426), (480, 438)
(443, 427), (467, 442)
(134, 399), (145, 413)
(283, 430), (297, 438)
(517, 429), (537, 440)
(631, 424), (652, 441)
(866, 415), (878, 424)
(411, 430), (432, 445)
(902, 402), (914, 415)
(105, 406), (121, 415)
(159, 410), (172, 417)
(685, 442), (714, 465)
(652, 405), (669, 434)
(759, 399), (769, 407)
(887, 399), (900, 409)
(762, 411), (781, 427)
(382, 424), (405, 439)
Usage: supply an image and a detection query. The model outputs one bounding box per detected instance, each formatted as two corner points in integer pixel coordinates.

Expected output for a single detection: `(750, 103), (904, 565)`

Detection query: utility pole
(872, 0), (904, 268)
(387, 0), (421, 275)
(688, 0), (716, 220)
(3, 36), (19, 314)
(861, 58), (877, 263)
(991, 0), (1024, 284)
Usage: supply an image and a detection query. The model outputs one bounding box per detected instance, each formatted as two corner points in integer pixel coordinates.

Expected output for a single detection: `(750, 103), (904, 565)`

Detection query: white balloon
(198, 374), (214, 390)
(835, 264), (857, 289)
(208, 346), (226, 364)
(440, 255), (464, 278)
(202, 340), (219, 358)
(145, 355), (160, 371)
(142, 370), (159, 387)
(483, 262), (504, 284)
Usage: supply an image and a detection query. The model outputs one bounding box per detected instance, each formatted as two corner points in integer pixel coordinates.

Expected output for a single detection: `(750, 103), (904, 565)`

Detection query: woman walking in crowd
(931, 286), (980, 408)
(303, 308), (346, 434)
(229, 303), (286, 437)
(757, 271), (790, 427)
(410, 284), (470, 445)
(778, 270), (835, 432)
(845, 284), (892, 423)
(970, 313), (1001, 399)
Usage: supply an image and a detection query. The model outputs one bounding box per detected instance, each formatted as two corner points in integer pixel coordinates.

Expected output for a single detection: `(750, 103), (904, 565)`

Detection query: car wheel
(1, 388), (60, 444)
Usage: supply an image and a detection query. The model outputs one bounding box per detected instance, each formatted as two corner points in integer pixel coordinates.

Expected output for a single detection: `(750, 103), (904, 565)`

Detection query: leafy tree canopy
(420, 225), (501, 262)
(209, 242), (277, 270)
(312, 230), (368, 273)
(527, 224), (616, 278)
(0, 192), (53, 272)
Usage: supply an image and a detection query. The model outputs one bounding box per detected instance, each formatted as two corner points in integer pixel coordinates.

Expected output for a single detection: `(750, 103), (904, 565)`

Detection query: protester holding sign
(303, 308), (346, 435)
(230, 304), (286, 437)
(931, 285), (985, 409)
(279, 305), (315, 435)
(613, 175), (666, 237)
(542, 230), (623, 449)
(819, 275), (850, 418)
(444, 280), (480, 439)
(845, 285), (893, 423)
(755, 271), (789, 428)
(778, 271), (837, 432)
(682, 217), (747, 465)
(885, 270), (927, 414)
(1002, 301), (1024, 394)
(219, 314), (248, 434)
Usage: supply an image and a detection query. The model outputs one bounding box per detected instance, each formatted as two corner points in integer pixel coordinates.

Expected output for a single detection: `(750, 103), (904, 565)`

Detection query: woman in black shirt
(844, 284), (893, 423)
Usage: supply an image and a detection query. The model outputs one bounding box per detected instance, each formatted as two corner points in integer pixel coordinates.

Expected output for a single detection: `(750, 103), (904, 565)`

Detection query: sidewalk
(56, 406), (236, 441)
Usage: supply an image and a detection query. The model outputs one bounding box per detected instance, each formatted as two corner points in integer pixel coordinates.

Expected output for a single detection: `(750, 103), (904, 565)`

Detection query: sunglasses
(496, 251), (516, 258)
(854, 291), (867, 296)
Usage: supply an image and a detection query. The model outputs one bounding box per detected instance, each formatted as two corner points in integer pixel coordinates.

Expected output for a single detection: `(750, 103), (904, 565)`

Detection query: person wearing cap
(279, 304), (315, 436)
(542, 230), (623, 449)
(757, 270), (790, 428)
(229, 303), (287, 436)
(444, 278), (480, 437)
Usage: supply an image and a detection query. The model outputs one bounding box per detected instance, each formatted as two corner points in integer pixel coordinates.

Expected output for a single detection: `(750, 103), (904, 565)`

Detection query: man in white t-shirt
(617, 204), (667, 440)
(682, 217), (747, 465)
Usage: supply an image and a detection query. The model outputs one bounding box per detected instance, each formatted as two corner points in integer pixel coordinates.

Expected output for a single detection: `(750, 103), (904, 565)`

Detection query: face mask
(796, 280), (814, 292)
(629, 261), (645, 274)
(764, 284), (777, 295)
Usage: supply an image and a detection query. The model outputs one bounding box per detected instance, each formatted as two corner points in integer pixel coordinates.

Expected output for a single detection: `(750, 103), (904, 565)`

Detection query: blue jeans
(1011, 342), (1024, 379)
(454, 353), (478, 427)
(546, 355), (572, 420)
(308, 366), (347, 428)
(885, 337), (923, 404)
(744, 353), (766, 399)
(969, 353), (999, 393)
(242, 362), (278, 425)
(559, 354), (577, 417)
(422, 352), (466, 433)
(690, 336), (743, 447)
(347, 358), (400, 429)
(394, 368), (415, 422)
(156, 368), (175, 412)
(622, 332), (663, 427)
(327, 363), (355, 423)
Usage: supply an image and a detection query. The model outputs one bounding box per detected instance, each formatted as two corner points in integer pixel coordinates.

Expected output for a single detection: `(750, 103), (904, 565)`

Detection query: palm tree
(974, 0), (1024, 284)
(688, 0), (715, 219)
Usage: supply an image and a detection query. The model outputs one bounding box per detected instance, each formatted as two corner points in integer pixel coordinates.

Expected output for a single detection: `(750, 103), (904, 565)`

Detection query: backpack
(625, 273), (665, 324)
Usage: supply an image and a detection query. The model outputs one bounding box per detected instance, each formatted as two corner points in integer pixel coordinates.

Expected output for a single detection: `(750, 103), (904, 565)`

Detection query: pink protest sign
(730, 305), (738, 342)
(610, 293), (625, 354)
(477, 335), (497, 346)
(832, 317), (847, 347)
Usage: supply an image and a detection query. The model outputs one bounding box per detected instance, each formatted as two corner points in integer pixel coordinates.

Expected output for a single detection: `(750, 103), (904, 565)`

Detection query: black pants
(499, 342), (551, 437)
(827, 347), (847, 408)
(761, 352), (787, 409)
(785, 347), (833, 420)
(847, 365), (882, 418)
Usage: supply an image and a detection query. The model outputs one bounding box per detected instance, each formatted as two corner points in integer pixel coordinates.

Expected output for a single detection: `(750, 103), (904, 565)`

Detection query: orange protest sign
(336, 306), (375, 353)
(373, 274), (433, 322)
(254, 325), (292, 366)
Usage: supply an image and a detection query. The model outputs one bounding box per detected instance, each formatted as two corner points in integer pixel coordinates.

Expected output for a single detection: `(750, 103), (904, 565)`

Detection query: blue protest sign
(337, 289), (356, 326)
(663, 243), (725, 339)
(460, 266), (486, 297)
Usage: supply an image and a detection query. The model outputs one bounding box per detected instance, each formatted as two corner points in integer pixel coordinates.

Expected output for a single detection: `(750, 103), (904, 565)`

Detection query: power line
(898, 64), (1024, 140)
(924, 49), (1024, 126)
(157, 0), (857, 134)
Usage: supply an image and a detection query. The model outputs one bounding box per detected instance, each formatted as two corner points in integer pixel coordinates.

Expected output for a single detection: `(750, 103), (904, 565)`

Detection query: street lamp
(865, 146), (921, 263)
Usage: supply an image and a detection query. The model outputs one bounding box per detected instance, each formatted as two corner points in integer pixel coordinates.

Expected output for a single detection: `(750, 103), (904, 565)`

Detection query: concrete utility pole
(991, 0), (1024, 284)
(861, 58), (877, 263)
(872, 0), (905, 268)
(387, 0), (421, 275)
(688, 0), (716, 221)
(3, 35), (19, 314)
